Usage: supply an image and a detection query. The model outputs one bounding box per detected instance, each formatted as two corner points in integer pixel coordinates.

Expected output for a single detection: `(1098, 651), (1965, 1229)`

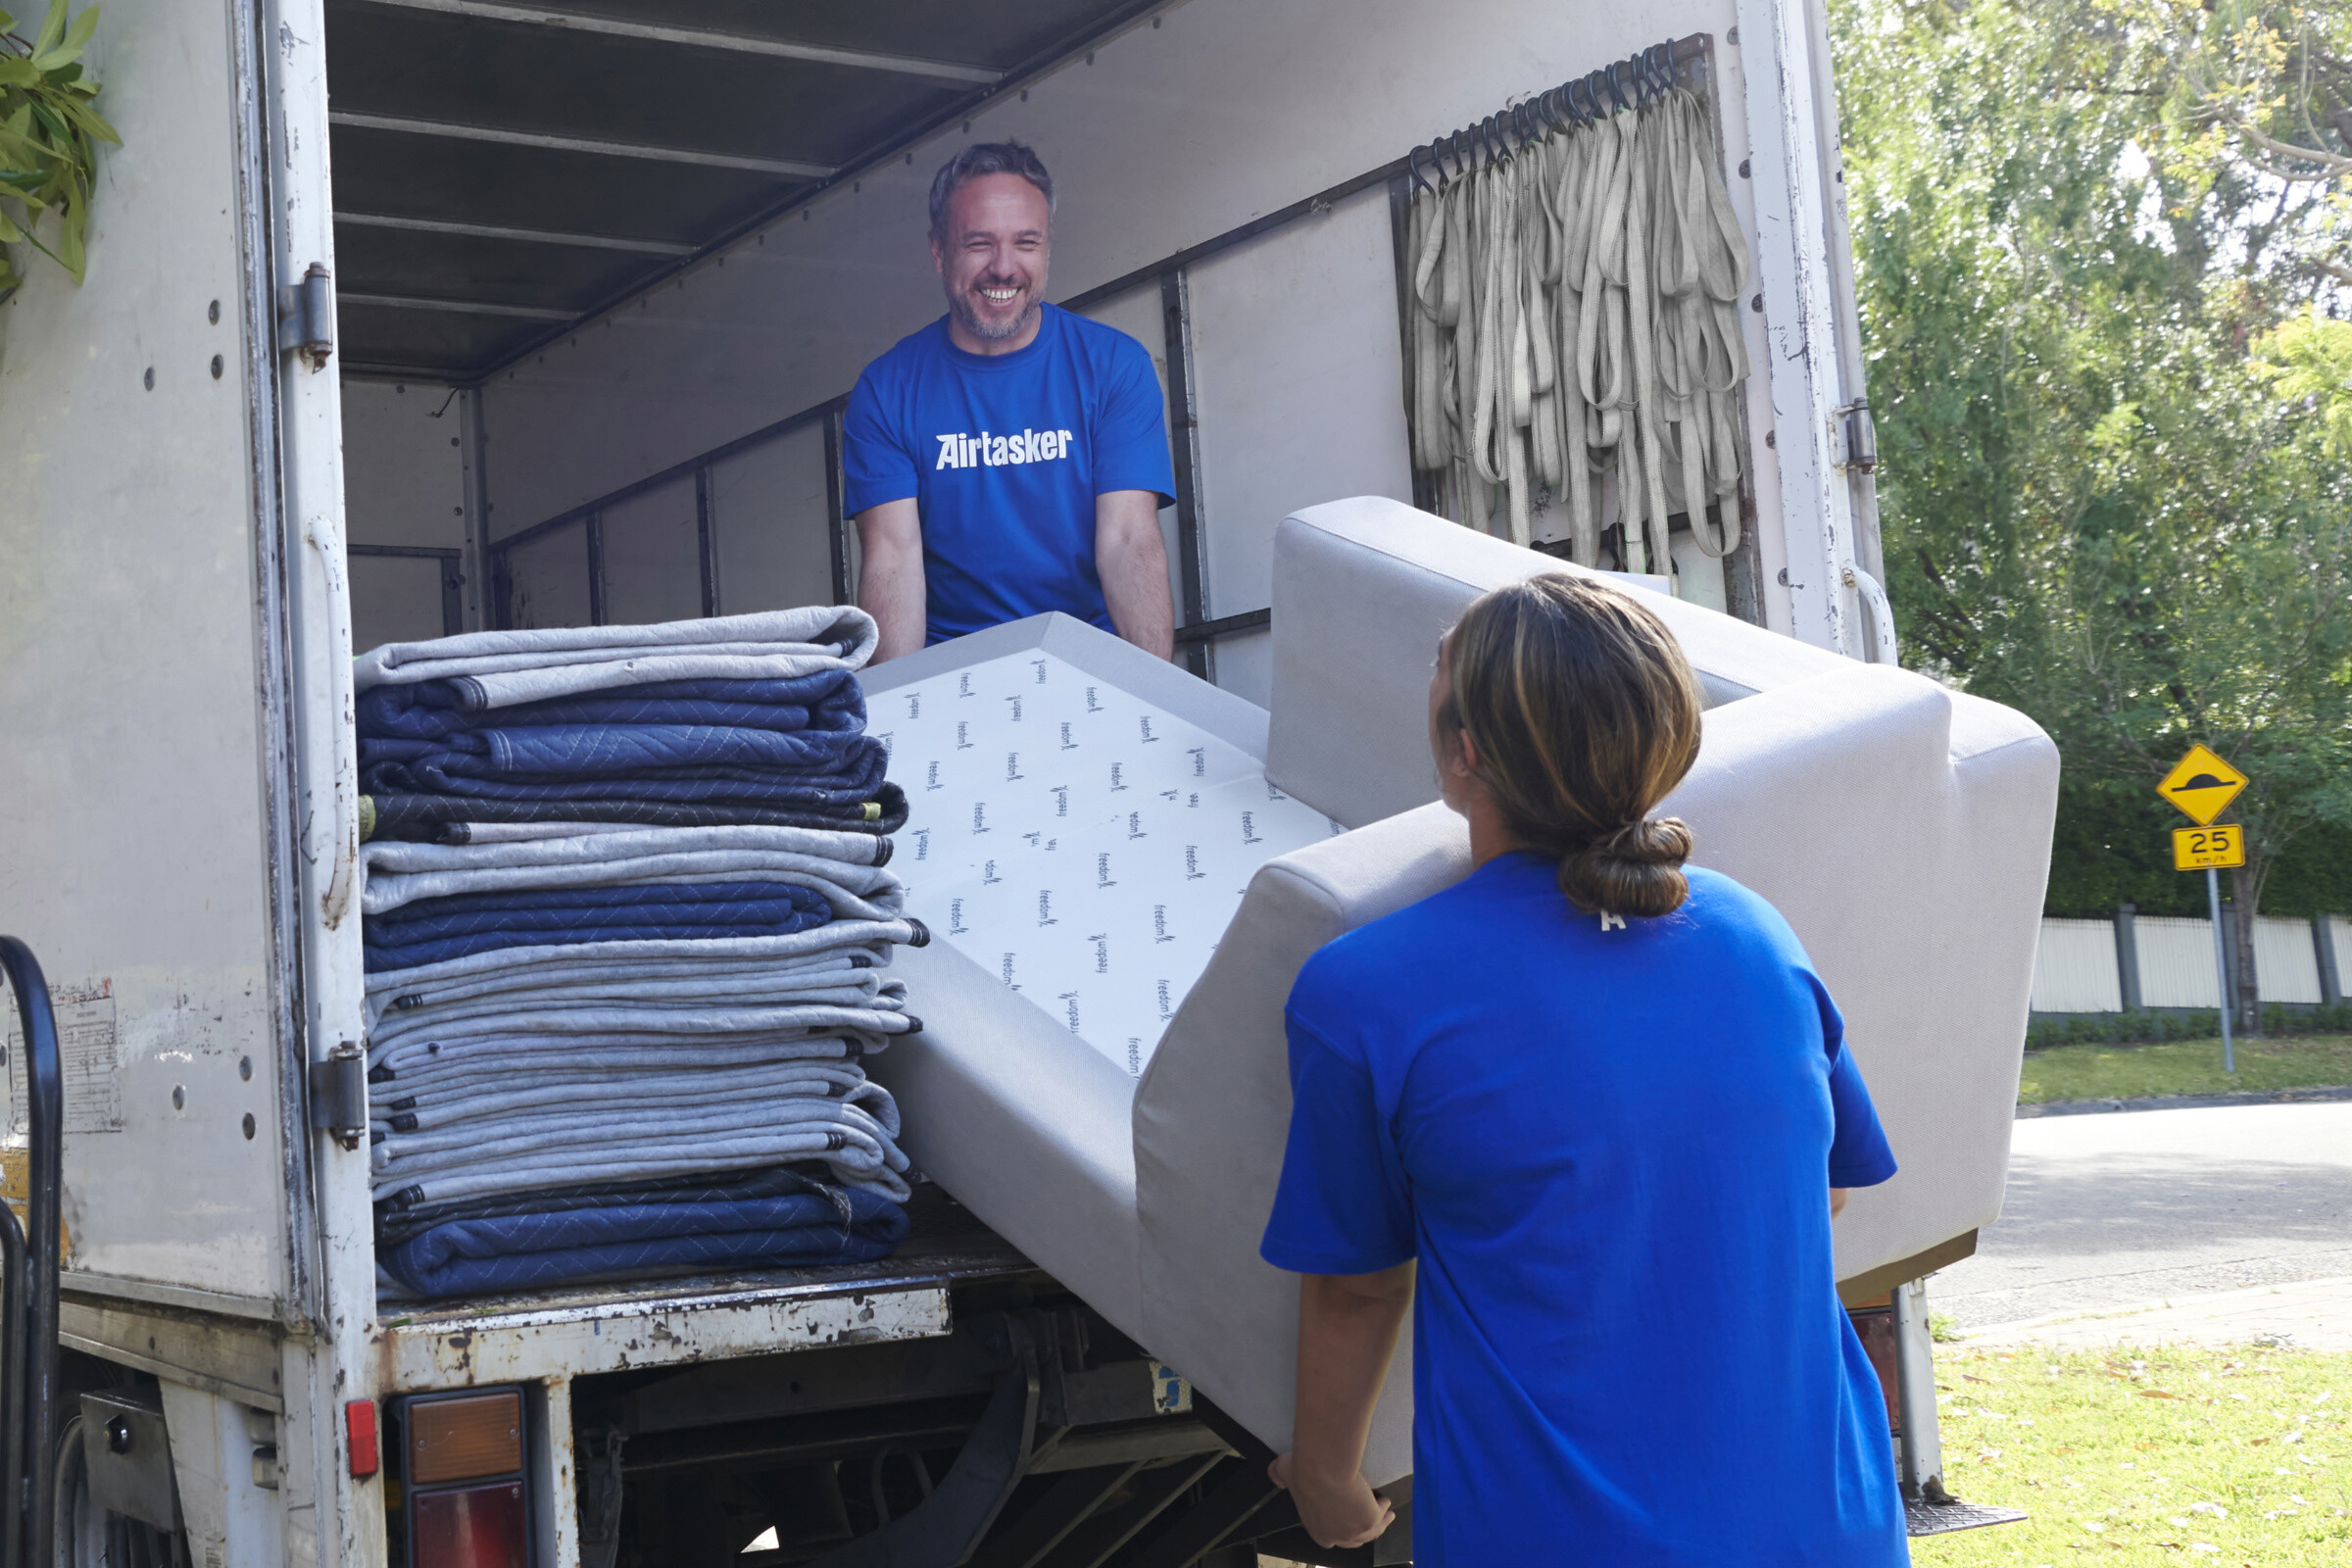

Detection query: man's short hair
(928, 142), (1055, 239)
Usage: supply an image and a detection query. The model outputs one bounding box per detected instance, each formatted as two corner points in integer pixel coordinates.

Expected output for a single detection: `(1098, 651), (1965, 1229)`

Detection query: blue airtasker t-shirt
(841, 304), (1176, 645)
(1261, 857), (1906, 1568)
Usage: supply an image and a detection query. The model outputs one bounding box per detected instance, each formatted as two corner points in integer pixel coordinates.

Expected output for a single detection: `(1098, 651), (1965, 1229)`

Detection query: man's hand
(1095, 489), (1174, 661)
(1268, 1451), (1395, 1549)
(855, 499), (926, 663)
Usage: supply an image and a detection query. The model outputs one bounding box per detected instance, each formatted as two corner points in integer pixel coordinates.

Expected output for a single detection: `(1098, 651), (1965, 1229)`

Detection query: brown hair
(1435, 575), (1704, 917)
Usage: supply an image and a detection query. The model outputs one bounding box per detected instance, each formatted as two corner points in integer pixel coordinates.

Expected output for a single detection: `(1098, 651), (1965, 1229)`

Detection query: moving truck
(0, 1), (2045, 1562)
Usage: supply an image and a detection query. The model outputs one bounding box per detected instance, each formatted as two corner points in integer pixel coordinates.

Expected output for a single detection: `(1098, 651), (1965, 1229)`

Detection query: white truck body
(0, 0), (2000, 1562)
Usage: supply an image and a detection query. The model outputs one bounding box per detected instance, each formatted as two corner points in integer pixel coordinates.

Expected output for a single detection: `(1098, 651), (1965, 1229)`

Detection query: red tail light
(400, 1387), (531, 1568)
(413, 1481), (527, 1568)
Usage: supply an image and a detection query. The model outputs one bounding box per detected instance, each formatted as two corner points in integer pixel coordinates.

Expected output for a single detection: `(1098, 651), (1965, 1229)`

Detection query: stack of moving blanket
(354, 608), (927, 1298)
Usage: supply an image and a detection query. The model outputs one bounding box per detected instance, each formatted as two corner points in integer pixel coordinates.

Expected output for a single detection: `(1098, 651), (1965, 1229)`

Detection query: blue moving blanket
(356, 671), (867, 742)
(359, 730), (889, 808)
(378, 1182), (909, 1298)
(362, 882), (831, 971)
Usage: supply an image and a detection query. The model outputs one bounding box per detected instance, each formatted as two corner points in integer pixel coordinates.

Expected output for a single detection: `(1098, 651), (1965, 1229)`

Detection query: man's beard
(949, 278), (1042, 342)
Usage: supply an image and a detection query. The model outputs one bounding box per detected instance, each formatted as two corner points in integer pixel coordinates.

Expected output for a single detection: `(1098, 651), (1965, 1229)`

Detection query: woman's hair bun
(1557, 816), (1693, 919)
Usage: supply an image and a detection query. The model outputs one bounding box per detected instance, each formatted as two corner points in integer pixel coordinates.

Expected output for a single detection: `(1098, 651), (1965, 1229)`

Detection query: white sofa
(871, 497), (2059, 1484)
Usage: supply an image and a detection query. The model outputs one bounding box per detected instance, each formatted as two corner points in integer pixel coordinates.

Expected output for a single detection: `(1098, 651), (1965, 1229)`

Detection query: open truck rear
(0, 1), (2048, 1562)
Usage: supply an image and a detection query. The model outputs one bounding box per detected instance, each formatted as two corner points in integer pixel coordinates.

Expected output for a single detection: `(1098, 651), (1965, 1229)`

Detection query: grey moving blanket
(352, 607), (880, 706)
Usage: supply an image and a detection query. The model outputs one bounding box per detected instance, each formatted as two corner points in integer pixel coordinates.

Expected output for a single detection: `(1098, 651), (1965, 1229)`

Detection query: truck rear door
(0, 0), (355, 1329)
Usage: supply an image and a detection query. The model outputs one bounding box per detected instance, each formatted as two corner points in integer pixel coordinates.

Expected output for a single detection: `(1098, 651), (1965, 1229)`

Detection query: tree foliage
(1832, 0), (2352, 1021)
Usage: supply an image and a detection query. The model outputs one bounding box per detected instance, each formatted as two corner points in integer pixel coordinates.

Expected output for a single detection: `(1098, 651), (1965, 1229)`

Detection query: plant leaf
(0, 207), (21, 242)
(56, 3), (98, 62)
(30, 0), (68, 60)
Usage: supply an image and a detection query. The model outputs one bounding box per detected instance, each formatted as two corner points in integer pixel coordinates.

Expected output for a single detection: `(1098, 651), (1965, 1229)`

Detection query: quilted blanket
(357, 669), (867, 741)
(360, 882), (832, 972)
(377, 1172), (908, 1298)
(361, 782), (909, 842)
(352, 606), (878, 708)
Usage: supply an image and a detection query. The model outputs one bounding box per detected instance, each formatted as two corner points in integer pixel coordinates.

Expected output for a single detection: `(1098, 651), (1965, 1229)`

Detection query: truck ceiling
(324, 0), (1163, 382)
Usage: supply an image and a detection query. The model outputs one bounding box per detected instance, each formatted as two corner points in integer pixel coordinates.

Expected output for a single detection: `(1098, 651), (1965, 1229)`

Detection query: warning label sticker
(5, 976), (122, 1136)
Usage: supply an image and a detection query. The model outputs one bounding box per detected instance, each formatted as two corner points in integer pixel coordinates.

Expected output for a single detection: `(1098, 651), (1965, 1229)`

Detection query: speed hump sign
(2156, 744), (2247, 826)
(2173, 823), (2245, 870)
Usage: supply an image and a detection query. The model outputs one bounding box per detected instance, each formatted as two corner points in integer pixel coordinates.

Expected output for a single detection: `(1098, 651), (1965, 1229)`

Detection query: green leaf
(30, 0), (68, 59)
(0, 59), (40, 88)
(57, 3), (98, 60)
(0, 207), (21, 242)
(49, 91), (111, 145)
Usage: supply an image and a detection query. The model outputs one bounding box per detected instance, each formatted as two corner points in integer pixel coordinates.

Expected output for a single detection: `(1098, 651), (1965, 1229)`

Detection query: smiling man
(845, 142), (1177, 664)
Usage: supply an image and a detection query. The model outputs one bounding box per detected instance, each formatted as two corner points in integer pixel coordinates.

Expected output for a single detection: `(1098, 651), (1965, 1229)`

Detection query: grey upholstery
(877, 497), (2059, 1487)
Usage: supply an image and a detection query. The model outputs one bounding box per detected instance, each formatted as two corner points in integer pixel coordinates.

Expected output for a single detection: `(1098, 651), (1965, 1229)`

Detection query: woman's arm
(1832, 1187), (1849, 1219)
(1269, 1262), (1413, 1549)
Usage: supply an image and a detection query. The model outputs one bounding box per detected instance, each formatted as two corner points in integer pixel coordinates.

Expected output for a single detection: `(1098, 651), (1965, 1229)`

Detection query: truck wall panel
(502, 523), (594, 630)
(600, 475), (704, 627)
(1185, 189), (1415, 708)
(710, 423), (837, 613)
(343, 379), (467, 649)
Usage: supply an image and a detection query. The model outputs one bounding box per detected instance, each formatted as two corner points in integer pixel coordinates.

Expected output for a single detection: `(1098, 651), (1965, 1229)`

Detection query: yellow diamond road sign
(2156, 744), (2247, 826)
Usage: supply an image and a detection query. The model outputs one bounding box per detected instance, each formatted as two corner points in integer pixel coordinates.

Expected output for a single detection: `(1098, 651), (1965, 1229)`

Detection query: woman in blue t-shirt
(1259, 575), (1909, 1565)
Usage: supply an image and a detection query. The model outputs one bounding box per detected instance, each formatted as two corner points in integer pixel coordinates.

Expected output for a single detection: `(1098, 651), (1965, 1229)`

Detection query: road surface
(1930, 1101), (2352, 1333)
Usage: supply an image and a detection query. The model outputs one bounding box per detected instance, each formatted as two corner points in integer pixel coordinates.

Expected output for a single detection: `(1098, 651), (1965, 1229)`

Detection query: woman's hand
(1268, 1451), (1396, 1548)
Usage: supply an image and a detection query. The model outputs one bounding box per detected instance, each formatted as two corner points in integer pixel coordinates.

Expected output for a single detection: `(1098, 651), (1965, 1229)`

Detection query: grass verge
(2017, 1036), (2352, 1105)
(1915, 1344), (2350, 1565)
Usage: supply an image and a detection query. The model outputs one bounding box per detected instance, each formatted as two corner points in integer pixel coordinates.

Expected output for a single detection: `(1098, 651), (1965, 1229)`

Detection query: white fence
(2135, 915), (2225, 1009)
(2031, 909), (2346, 1015)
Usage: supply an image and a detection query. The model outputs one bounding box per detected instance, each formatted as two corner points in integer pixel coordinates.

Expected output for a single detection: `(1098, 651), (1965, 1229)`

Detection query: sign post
(2157, 745), (2249, 1074)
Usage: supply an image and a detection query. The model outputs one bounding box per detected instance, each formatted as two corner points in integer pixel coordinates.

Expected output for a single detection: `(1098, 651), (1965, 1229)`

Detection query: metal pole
(2206, 866), (2234, 1074)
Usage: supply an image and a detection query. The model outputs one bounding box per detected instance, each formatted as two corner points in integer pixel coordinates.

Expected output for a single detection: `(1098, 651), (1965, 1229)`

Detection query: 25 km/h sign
(2156, 744), (2248, 826)
(2174, 823), (2245, 870)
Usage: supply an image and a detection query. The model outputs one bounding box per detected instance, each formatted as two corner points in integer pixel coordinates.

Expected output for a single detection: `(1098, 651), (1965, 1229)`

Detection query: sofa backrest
(1134, 499), (2058, 1474)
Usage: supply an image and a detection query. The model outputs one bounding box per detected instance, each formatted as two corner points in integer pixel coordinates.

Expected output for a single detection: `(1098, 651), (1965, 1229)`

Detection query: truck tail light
(399, 1388), (530, 1568)
(413, 1481), (526, 1568)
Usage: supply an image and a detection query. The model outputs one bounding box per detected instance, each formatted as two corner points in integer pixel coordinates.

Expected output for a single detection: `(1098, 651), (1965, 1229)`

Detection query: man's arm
(855, 499), (926, 664)
(1268, 1262), (1411, 1550)
(1832, 1187), (1849, 1219)
(1096, 489), (1174, 661)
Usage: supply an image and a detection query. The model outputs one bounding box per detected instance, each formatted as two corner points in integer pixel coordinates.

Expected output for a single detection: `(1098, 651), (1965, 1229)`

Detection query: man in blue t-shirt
(843, 142), (1177, 662)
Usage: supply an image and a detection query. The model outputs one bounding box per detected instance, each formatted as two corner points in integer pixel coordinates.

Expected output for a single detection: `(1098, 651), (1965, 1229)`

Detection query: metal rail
(0, 937), (64, 1567)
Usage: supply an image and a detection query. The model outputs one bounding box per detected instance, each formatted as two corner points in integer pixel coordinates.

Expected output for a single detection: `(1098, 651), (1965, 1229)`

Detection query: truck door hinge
(277, 263), (334, 370)
(308, 1040), (368, 1150)
(1834, 399), (1877, 474)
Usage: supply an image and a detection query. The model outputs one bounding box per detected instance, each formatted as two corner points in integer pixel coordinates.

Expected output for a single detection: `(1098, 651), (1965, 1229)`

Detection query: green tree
(1832, 0), (2352, 1031)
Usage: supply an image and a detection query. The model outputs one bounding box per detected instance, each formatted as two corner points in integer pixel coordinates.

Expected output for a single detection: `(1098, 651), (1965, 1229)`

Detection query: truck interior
(0, 1), (2044, 1563)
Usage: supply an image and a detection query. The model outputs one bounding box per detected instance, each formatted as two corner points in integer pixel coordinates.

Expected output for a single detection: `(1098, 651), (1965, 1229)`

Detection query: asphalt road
(1930, 1102), (2352, 1331)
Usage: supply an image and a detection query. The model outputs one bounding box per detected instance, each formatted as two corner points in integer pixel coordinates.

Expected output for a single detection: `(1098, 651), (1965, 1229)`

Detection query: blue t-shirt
(841, 304), (1176, 645)
(1261, 856), (1906, 1568)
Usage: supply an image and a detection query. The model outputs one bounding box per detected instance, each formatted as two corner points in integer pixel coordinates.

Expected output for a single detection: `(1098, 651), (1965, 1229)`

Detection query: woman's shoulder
(1679, 865), (1813, 962)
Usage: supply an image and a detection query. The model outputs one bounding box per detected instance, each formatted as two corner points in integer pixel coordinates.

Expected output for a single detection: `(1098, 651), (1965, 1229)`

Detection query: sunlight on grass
(2018, 1036), (2352, 1105)
(1916, 1344), (2350, 1565)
